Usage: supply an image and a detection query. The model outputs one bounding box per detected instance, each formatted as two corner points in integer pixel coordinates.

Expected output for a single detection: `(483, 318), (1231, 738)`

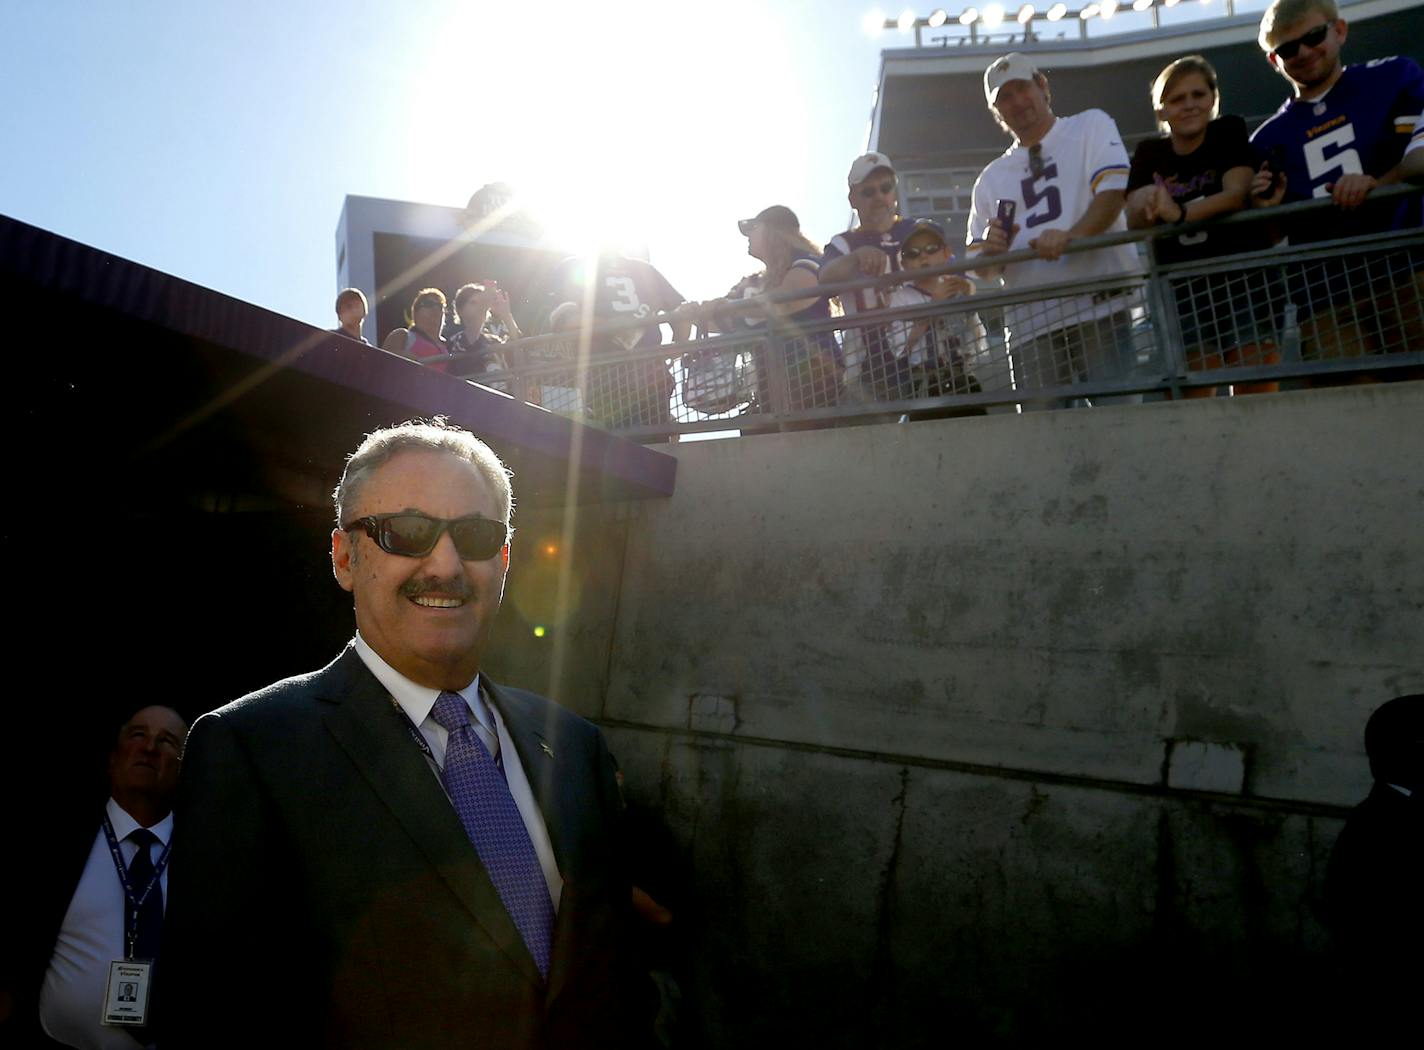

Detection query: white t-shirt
(884, 283), (988, 370)
(968, 109), (1139, 342)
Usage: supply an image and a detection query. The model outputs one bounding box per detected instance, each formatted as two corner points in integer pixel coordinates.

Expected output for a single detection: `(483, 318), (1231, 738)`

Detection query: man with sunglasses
(1249, 0), (1424, 365)
(821, 152), (921, 290)
(162, 419), (638, 1050)
(968, 53), (1140, 410)
(1252, 0), (1424, 217)
(820, 153), (923, 398)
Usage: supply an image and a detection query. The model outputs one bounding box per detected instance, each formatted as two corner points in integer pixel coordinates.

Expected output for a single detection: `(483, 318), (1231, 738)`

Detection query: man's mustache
(400, 576), (474, 600)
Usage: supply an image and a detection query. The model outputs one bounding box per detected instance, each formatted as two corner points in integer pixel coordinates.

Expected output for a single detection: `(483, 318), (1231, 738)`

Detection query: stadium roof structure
(336, 191), (651, 348)
(1, 212), (676, 512)
(3, 211), (675, 710)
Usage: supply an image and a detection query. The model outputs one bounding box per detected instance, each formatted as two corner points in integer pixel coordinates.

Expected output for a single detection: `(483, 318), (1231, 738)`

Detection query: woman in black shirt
(1126, 55), (1280, 396)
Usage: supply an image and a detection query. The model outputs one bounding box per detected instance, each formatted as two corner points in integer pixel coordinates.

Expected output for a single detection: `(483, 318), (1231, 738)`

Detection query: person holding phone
(1126, 55), (1281, 397)
(968, 53), (1141, 410)
(447, 281), (523, 392)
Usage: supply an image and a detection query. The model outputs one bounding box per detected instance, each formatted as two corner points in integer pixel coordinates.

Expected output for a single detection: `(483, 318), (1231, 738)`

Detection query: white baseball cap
(847, 151), (896, 188)
(984, 52), (1041, 104)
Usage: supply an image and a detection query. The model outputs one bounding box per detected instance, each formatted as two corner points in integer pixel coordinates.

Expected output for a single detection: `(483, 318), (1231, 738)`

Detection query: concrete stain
(1117, 648), (1162, 691)
(1069, 459), (1104, 486)
(1173, 691), (1275, 742)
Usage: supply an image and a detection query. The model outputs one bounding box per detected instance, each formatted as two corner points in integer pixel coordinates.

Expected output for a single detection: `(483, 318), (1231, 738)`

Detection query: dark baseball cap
(738, 205), (800, 237)
(899, 219), (950, 253)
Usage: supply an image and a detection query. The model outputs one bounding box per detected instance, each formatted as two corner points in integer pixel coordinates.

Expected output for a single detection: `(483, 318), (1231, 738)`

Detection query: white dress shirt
(40, 799), (173, 1050)
(353, 632), (564, 909)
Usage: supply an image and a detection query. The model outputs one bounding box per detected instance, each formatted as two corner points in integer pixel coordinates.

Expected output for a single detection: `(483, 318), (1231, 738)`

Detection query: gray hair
(332, 417), (514, 526)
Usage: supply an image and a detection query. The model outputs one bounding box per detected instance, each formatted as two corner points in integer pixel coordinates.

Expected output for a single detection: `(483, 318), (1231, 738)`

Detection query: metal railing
(425, 185), (1424, 439)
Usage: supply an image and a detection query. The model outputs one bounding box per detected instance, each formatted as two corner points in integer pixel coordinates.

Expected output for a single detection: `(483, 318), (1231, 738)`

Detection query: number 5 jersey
(968, 108), (1139, 343)
(1249, 56), (1424, 243)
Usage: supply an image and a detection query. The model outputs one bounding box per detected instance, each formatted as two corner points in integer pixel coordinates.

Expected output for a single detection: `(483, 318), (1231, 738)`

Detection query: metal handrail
(408, 184), (1424, 434)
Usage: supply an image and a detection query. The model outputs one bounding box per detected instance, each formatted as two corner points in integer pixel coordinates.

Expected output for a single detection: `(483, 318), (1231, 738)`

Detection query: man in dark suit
(12, 704), (188, 1049)
(1324, 693), (1422, 1029)
(162, 418), (638, 1049)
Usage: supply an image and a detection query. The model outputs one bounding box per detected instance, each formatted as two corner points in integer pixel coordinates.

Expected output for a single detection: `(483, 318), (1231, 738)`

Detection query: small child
(883, 219), (987, 412)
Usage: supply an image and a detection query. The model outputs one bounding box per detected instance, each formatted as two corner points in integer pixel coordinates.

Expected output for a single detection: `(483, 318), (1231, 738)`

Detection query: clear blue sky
(1, 0), (905, 322)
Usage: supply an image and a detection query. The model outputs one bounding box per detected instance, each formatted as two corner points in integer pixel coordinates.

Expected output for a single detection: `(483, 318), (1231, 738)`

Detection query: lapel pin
(539, 741), (555, 759)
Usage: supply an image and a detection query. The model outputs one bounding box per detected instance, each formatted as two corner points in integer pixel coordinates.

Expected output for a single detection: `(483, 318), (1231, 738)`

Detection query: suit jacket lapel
(315, 646), (543, 987)
(486, 679), (573, 872)
(485, 678), (595, 1005)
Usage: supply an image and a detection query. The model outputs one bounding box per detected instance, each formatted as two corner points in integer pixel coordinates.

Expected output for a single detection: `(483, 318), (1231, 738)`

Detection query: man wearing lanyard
(38, 705), (187, 1048)
(162, 418), (639, 1050)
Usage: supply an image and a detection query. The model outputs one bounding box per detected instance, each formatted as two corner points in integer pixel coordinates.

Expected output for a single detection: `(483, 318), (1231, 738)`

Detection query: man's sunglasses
(343, 512), (511, 561)
(1272, 22), (1330, 61)
(901, 244), (945, 261)
(857, 180), (896, 200)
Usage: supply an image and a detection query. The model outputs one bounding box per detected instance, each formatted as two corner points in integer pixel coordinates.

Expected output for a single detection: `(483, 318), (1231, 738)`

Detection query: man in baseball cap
(821, 151), (920, 288)
(967, 52), (1139, 409)
(818, 150), (925, 399)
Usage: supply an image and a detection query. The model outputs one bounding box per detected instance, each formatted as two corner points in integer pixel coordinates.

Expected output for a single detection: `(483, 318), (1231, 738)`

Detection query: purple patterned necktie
(431, 691), (554, 977)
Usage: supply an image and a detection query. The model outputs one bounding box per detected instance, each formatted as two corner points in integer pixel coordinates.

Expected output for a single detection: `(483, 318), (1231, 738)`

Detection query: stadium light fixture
(1047, 2), (1067, 18)
(1164, 0), (1181, 4)
(897, 8), (917, 30)
(981, 3), (1005, 28)
(1132, 0), (1153, 9)
(928, 8), (949, 26)
(862, 7), (887, 35)
(960, 8), (979, 24)
(1080, 3), (1100, 17)
(1017, 4), (1035, 22)
(1101, 0), (1118, 17)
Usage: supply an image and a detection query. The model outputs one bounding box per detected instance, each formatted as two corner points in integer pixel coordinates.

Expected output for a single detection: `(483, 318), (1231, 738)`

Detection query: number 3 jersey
(1249, 57), (1424, 242)
(545, 255), (685, 353)
(968, 109), (1139, 342)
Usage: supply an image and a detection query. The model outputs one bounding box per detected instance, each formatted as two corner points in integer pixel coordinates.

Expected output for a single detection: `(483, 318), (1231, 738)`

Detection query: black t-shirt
(1127, 115), (1268, 265)
(545, 255), (684, 353)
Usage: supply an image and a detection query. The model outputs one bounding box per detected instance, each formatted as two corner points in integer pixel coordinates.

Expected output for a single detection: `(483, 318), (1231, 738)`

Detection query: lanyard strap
(101, 814), (171, 959)
(390, 690), (504, 772)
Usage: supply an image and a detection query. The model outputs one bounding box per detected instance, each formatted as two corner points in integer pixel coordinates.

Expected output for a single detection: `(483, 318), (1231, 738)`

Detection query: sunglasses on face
(414, 300), (443, 312)
(900, 243), (945, 261)
(343, 512), (510, 561)
(1272, 22), (1330, 61)
(857, 180), (896, 200)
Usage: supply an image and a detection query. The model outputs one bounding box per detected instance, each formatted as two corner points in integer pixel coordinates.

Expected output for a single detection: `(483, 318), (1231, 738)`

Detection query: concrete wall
(487, 383), (1424, 1044)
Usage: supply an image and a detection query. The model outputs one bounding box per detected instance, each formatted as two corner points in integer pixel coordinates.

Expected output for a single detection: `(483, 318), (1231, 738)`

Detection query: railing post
(1143, 234), (1187, 401)
(763, 315), (793, 428)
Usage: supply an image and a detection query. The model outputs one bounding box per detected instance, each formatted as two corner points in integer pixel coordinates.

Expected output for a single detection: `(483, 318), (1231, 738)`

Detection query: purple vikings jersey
(1250, 57), (1424, 241)
(823, 216), (923, 271)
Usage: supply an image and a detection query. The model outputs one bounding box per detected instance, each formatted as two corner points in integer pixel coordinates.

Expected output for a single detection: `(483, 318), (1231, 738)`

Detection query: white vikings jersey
(968, 109), (1140, 342)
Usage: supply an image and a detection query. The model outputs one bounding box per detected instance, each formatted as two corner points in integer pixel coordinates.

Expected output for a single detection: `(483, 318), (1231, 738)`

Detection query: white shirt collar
(351, 632), (492, 734)
(106, 797), (174, 846)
